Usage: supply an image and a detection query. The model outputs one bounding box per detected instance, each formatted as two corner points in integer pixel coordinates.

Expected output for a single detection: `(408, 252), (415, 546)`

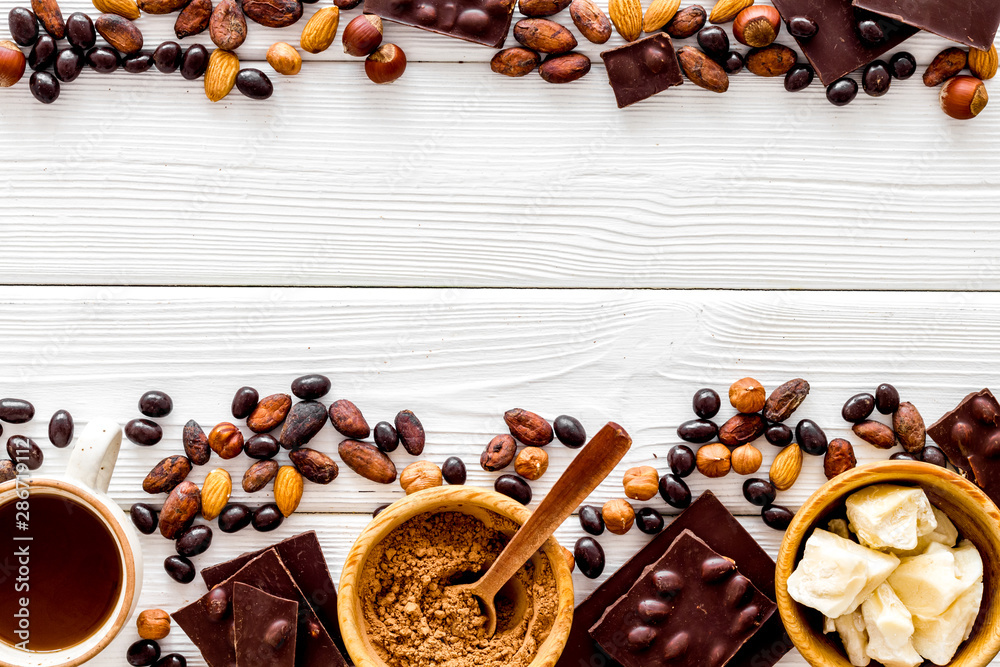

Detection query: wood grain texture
(2, 286), (1000, 665)
(0, 3), (998, 289)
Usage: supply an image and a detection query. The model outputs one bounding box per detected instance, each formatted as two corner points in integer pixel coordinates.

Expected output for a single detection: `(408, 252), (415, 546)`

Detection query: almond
(969, 44), (998, 80)
(267, 41), (302, 75)
(513, 18), (577, 54)
(608, 0), (642, 41)
(205, 48), (239, 102)
(92, 0), (140, 20)
(569, 0), (611, 44)
(274, 465), (304, 517)
(210, 0), (247, 51)
(95, 13), (143, 54)
(769, 443), (802, 491)
(642, 0), (679, 33)
(708, 0), (751, 23)
(300, 6), (339, 53)
(200, 468), (232, 520)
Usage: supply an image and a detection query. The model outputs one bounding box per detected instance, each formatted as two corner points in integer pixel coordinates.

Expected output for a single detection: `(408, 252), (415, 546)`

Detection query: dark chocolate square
(174, 549), (347, 667)
(601, 34), (684, 108)
(234, 583), (298, 667)
(555, 491), (792, 667)
(590, 530), (776, 667)
(201, 531), (347, 662)
(853, 0), (1000, 50)
(928, 389), (1000, 504)
(770, 0), (918, 85)
(363, 0), (517, 48)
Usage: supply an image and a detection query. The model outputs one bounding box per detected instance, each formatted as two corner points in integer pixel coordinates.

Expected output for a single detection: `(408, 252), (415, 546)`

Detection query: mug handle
(66, 418), (124, 495)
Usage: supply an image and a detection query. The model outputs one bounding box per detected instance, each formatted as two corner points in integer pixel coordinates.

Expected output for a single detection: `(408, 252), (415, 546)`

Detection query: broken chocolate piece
(600, 33), (683, 108)
(201, 531), (347, 662)
(234, 583), (297, 667)
(590, 530), (776, 667)
(852, 0), (1000, 51)
(555, 491), (792, 667)
(174, 549), (346, 667)
(770, 0), (917, 85)
(928, 389), (1000, 503)
(363, 0), (517, 48)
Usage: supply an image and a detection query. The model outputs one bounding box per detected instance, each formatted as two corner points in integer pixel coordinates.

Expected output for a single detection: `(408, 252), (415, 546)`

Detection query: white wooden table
(1, 0), (999, 662)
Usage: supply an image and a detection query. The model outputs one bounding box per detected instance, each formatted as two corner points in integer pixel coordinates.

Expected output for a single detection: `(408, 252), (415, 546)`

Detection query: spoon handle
(476, 421), (632, 599)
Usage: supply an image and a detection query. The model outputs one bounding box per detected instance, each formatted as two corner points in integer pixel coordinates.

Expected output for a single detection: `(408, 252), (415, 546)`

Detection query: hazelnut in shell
(940, 75), (988, 120)
(365, 43), (406, 84)
(602, 498), (635, 535)
(0, 41), (27, 88)
(343, 14), (383, 57)
(732, 5), (780, 48)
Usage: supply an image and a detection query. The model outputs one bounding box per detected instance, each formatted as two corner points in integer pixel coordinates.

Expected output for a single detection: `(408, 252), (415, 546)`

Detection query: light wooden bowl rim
(337, 485), (575, 667)
(775, 460), (1000, 667)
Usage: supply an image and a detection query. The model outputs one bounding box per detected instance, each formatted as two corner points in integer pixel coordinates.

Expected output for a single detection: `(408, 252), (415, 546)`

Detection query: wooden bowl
(338, 485), (576, 667)
(776, 461), (1000, 667)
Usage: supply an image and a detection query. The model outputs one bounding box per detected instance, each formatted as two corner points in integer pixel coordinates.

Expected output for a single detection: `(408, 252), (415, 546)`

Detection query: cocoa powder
(360, 511), (558, 667)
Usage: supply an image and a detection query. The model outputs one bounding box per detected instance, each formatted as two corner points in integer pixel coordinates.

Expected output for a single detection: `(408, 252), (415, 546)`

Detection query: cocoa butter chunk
(234, 583), (297, 667)
(600, 33), (683, 108)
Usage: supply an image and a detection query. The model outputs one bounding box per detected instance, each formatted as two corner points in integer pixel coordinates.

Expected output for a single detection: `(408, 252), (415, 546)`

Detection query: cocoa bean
(893, 402), (926, 453)
(491, 47), (540, 77)
(717, 413), (766, 447)
(569, 0), (611, 44)
(209, 422), (244, 459)
(339, 439), (397, 484)
(279, 400), (327, 449)
(183, 419), (211, 466)
(824, 438), (856, 479)
(481, 434), (517, 471)
(853, 420), (895, 449)
(243, 460), (279, 492)
(504, 408), (553, 446)
(175, 0), (213, 38)
(664, 4), (705, 39)
(210, 0), (247, 52)
(289, 447), (339, 484)
(514, 18), (577, 54)
(32, 0), (65, 39)
(394, 410), (425, 455)
(159, 481), (201, 539)
(519, 0), (570, 17)
(95, 14), (143, 54)
(677, 46), (729, 93)
(539, 52), (591, 83)
(143, 455), (193, 494)
(746, 44), (797, 77)
(924, 47), (967, 87)
(328, 399), (370, 439)
(138, 0), (188, 13)
(763, 378), (810, 423)
(241, 0), (302, 27)
(247, 393), (292, 433)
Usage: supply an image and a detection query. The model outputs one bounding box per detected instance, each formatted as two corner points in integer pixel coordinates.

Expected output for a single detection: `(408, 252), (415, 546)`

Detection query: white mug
(0, 419), (143, 667)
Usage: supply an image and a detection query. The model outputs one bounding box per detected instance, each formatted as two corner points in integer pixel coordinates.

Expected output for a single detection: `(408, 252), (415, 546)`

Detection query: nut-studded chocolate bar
(601, 34), (684, 108)
(363, 0), (517, 48)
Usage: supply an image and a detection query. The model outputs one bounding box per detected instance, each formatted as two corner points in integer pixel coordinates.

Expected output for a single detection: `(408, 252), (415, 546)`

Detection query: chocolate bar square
(590, 530), (776, 667)
(555, 491), (792, 667)
(853, 0), (1000, 50)
(363, 0), (517, 48)
(234, 583), (298, 667)
(928, 389), (1000, 504)
(174, 549), (347, 667)
(770, 0), (917, 85)
(201, 531), (347, 662)
(601, 34), (684, 108)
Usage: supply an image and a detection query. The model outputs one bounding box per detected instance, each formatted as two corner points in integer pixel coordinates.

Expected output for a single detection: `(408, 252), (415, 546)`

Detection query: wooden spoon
(449, 421), (632, 637)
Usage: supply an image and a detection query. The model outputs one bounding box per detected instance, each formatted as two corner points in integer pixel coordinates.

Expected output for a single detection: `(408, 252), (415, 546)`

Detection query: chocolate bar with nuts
(364, 0), (517, 48)
(852, 0), (1000, 51)
(234, 583), (298, 667)
(600, 34), (683, 108)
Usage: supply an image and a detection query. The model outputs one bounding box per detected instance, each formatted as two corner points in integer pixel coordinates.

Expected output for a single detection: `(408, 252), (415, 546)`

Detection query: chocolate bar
(234, 583), (297, 667)
(201, 531), (347, 662)
(555, 491), (792, 667)
(852, 0), (1000, 51)
(590, 530), (776, 667)
(600, 34), (683, 108)
(770, 0), (917, 85)
(363, 0), (517, 48)
(174, 549), (347, 667)
(928, 389), (1000, 504)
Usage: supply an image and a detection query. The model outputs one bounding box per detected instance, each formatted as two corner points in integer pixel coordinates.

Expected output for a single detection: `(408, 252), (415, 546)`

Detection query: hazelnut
(267, 41), (302, 76)
(208, 422), (244, 460)
(602, 498), (635, 535)
(365, 43), (406, 84)
(729, 377), (766, 413)
(732, 6), (780, 47)
(731, 444), (762, 475)
(622, 465), (659, 501)
(696, 442), (731, 478)
(940, 75), (988, 120)
(137, 609), (170, 640)
(343, 14), (383, 57)
(399, 460), (442, 495)
(0, 41), (26, 88)
(514, 446), (549, 480)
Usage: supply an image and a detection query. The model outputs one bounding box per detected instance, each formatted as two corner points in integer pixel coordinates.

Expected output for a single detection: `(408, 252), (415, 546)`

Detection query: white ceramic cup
(0, 418), (143, 667)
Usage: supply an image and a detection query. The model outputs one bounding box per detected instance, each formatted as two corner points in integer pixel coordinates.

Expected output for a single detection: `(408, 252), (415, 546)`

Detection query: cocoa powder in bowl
(360, 510), (559, 667)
